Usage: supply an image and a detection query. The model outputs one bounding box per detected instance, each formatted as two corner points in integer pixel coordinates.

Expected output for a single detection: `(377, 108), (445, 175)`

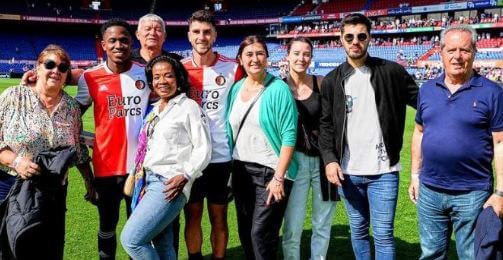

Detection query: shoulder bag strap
(233, 87), (265, 146)
(233, 76), (273, 146)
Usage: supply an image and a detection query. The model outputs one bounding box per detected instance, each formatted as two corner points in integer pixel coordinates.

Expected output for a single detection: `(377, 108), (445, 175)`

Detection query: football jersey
(76, 62), (151, 177)
(182, 54), (244, 163)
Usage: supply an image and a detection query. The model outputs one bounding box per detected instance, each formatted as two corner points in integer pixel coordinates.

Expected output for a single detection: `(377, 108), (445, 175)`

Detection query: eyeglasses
(343, 33), (369, 43)
(146, 115), (160, 138)
(43, 59), (70, 73)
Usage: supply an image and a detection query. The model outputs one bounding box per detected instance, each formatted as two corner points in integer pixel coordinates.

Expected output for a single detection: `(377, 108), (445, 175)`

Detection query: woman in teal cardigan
(226, 35), (298, 260)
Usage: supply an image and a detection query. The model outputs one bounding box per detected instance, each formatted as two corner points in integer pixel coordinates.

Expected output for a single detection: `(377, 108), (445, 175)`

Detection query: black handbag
(298, 121), (320, 156)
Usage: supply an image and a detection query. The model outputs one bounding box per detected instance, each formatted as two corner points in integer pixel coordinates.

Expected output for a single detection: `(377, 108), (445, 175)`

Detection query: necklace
(245, 86), (263, 92)
(243, 77), (265, 92)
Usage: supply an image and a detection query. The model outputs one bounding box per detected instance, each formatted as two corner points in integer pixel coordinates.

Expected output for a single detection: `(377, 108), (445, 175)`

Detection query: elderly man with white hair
(131, 13), (182, 64)
(409, 24), (503, 259)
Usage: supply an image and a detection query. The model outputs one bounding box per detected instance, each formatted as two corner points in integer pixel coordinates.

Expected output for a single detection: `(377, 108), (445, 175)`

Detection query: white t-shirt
(229, 88), (278, 170)
(341, 66), (401, 175)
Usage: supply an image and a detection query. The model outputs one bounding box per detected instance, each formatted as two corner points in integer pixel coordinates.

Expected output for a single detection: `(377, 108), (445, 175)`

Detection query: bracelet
(495, 189), (503, 197)
(9, 156), (21, 169)
(411, 172), (420, 178)
(273, 175), (284, 183)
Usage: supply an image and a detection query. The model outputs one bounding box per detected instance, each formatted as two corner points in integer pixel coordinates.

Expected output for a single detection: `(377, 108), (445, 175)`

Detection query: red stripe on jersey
(183, 61), (204, 105)
(84, 68), (128, 177)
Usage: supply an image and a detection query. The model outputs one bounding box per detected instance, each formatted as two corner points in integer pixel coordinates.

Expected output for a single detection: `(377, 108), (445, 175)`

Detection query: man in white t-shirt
(319, 13), (418, 259)
(179, 10), (243, 260)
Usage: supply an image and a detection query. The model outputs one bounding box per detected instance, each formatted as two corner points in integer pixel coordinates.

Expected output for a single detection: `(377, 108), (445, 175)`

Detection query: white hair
(137, 13), (166, 34)
(440, 24), (477, 52)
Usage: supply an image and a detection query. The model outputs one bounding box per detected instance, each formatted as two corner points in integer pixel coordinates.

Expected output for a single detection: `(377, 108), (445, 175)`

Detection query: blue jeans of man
(417, 182), (490, 260)
(283, 152), (336, 260)
(340, 172), (399, 260)
(121, 172), (186, 260)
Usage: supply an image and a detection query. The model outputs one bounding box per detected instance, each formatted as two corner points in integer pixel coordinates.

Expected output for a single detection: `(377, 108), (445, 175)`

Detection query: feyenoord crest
(135, 79), (146, 90)
(215, 74), (226, 86)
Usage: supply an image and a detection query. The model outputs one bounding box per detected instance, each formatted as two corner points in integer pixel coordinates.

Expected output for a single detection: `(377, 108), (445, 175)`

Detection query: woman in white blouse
(120, 55), (211, 260)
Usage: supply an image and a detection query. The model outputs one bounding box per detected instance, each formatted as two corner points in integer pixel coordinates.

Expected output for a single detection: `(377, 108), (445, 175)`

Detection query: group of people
(0, 10), (502, 260)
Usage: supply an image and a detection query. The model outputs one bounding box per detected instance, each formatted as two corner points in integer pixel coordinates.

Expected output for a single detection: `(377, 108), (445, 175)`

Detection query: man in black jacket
(319, 13), (418, 259)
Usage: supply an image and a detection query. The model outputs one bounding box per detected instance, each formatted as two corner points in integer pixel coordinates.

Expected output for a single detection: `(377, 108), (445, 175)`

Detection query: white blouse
(143, 93), (212, 199)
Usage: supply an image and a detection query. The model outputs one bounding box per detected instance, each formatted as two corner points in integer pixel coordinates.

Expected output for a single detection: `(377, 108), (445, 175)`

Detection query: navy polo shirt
(416, 73), (503, 191)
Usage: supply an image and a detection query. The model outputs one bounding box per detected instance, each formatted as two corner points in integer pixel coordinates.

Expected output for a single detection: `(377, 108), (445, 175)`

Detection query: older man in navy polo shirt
(409, 24), (503, 259)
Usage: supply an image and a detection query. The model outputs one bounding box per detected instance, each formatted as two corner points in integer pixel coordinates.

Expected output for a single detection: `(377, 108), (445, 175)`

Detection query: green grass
(0, 78), (457, 259)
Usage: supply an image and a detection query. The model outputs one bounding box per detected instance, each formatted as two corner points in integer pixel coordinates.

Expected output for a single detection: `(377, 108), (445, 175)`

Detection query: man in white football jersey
(180, 10), (244, 260)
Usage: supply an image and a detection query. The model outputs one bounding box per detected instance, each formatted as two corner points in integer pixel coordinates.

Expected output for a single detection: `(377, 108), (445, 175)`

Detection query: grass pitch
(0, 78), (458, 259)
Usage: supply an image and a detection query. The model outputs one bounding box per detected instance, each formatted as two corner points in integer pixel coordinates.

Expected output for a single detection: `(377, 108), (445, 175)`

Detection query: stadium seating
(316, 0), (366, 14)
(429, 51), (503, 61)
(477, 38), (503, 48)
(369, 0), (444, 10)
(290, 1), (316, 16)
(214, 1), (296, 20)
(0, 33), (97, 61)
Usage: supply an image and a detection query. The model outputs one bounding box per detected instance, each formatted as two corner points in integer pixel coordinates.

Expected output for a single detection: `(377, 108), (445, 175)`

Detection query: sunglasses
(146, 115), (160, 138)
(343, 33), (369, 43)
(43, 59), (70, 73)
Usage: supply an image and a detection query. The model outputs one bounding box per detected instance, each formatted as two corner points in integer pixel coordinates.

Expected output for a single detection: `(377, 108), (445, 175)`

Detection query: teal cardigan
(226, 73), (298, 180)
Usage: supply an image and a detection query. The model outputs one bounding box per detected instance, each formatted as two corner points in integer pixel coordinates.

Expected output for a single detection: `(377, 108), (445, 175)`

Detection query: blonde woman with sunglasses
(0, 44), (92, 259)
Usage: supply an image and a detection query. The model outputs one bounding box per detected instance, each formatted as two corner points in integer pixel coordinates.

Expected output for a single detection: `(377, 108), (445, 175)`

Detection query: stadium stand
(369, 0), (445, 10)
(316, 0), (366, 13)
(290, 1), (316, 16)
(0, 0), (502, 83)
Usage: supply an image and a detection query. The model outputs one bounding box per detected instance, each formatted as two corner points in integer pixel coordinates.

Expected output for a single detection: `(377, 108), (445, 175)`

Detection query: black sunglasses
(343, 33), (369, 43)
(146, 115), (160, 138)
(43, 59), (70, 73)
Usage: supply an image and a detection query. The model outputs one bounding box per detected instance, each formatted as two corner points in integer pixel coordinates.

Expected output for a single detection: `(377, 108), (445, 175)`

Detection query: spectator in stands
(319, 13), (418, 260)
(181, 10), (244, 260)
(75, 18), (151, 260)
(120, 55), (211, 260)
(0, 44), (92, 258)
(409, 24), (503, 260)
(281, 36), (337, 260)
(131, 13), (182, 64)
(227, 35), (297, 260)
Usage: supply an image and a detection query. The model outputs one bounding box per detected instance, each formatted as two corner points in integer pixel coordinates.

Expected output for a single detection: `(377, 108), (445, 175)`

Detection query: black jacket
(0, 147), (75, 260)
(475, 207), (503, 260)
(131, 48), (183, 65)
(319, 56), (418, 167)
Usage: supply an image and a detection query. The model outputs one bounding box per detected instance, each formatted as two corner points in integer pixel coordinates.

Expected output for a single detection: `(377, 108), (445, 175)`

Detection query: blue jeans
(417, 182), (490, 260)
(283, 152), (336, 260)
(340, 172), (399, 260)
(120, 172), (186, 260)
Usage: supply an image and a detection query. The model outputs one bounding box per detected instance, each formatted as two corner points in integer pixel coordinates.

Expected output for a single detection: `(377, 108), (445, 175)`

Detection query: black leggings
(94, 176), (132, 260)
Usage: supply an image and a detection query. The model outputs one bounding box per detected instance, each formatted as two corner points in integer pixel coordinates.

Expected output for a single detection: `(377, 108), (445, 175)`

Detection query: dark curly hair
(100, 18), (132, 38)
(145, 55), (190, 96)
